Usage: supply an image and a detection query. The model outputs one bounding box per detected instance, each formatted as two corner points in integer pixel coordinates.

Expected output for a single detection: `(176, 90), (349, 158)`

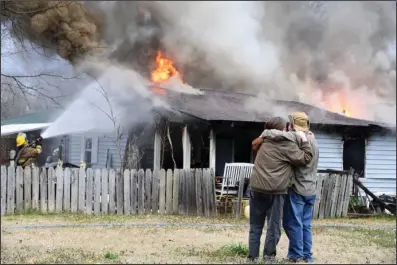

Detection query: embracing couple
(248, 111), (319, 263)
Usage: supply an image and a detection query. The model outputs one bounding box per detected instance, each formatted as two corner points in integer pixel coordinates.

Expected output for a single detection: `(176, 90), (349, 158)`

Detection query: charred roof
(156, 88), (394, 128)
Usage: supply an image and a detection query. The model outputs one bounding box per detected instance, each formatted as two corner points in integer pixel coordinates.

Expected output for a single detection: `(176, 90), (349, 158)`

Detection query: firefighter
(15, 132), (42, 167)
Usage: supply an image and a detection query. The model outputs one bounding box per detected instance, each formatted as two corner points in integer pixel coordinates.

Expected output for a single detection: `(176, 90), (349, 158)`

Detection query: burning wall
(2, 1), (396, 123)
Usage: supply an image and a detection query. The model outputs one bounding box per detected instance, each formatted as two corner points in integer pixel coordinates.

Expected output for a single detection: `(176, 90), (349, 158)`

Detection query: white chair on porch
(216, 163), (254, 196)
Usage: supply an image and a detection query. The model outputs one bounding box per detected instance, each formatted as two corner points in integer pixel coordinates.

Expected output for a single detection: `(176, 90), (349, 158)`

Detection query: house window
(84, 138), (93, 166)
(80, 135), (98, 167)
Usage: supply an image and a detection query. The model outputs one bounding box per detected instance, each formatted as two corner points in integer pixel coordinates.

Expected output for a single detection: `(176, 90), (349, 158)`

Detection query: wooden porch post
(209, 129), (216, 172)
(153, 130), (162, 170)
(182, 126), (191, 169)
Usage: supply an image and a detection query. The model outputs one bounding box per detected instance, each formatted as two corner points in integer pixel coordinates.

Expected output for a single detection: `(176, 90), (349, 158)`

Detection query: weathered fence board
(179, 170), (186, 215)
(101, 168), (108, 214)
(40, 169), (47, 213)
(185, 170), (192, 215)
(131, 169), (137, 214)
(195, 169), (203, 216)
(151, 169), (159, 214)
(330, 174), (341, 217)
(172, 169), (180, 214)
(63, 168), (71, 212)
(6, 166), (15, 214)
(137, 169), (145, 214)
(48, 168), (55, 212)
(24, 167), (32, 211)
(159, 169), (166, 214)
(116, 169), (123, 215)
(123, 169), (131, 215)
(15, 166), (23, 212)
(32, 167), (39, 210)
(166, 169), (173, 214)
(145, 169), (152, 214)
(1, 166), (351, 219)
(56, 167), (64, 212)
(85, 168), (93, 214)
(342, 174), (353, 217)
(325, 174), (336, 218)
(209, 169), (217, 217)
(313, 174), (323, 218)
(70, 168), (78, 213)
(94, 169), (101, 214)
(108, 169), (116, 213)
(336, 174), (347, 218)
(1, 166), (7, 215)
(78, 168), (86, 213)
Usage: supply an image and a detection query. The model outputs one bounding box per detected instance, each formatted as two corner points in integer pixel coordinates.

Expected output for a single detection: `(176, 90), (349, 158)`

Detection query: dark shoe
(247, 256), (258, 263)
(288, 257), (304, 263)
(263, 255), (276, 264)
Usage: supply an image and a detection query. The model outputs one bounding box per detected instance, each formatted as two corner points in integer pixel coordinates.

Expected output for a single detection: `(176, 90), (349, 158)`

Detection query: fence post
(145, 169), (152, 214)
(101, 168), (109, 214)
(56, 166), (64, 212)
(15, 166), (23, 212)
(235, 170), (245, 220)
(85, 168), (93, 214)
(108, 169), (116, 213)
(166, 169), (173, 214)
(40, 168), (48, 213)
(32, 167), (39, 210)
(124, 169), (131, 215)
(63, 168), (71, 212)
(116, 169), (124, 215)
(9, 150), (15, 167)
(78, 168), (86, 213)
(137, 169), (145, 214)
(159, 169), (166, 214)
(195, 169), (203, 216)
(1, 166), (7, 215)
(131, 169), (137, 214)
(93, 169), (101, 215)
(6, 165), (15, 214)
(172, 169), (180, 214)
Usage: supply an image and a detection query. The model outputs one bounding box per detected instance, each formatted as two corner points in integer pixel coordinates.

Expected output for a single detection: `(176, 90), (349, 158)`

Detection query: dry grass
(1, 215), (395, 264)
(1, 211), (395, 227)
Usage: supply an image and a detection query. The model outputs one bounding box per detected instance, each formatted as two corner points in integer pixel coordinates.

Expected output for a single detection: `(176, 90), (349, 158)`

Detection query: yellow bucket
(242, 200), (250, 219)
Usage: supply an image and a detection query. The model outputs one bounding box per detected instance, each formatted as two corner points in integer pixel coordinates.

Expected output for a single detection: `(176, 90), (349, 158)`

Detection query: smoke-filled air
(4, 1), (396, 134)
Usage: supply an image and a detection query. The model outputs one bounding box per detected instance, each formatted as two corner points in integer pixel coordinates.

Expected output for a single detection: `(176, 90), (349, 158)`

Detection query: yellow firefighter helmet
(16, 132), (28, 147)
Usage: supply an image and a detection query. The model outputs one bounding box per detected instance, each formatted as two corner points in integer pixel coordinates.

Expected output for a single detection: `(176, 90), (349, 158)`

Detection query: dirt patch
(1, 225), (395, 264)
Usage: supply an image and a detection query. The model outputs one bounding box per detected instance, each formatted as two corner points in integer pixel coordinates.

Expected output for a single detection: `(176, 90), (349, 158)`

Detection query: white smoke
(42, 63), (169, 138)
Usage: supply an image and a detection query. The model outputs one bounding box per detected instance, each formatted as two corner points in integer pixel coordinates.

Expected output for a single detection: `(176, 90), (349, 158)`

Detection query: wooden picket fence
(0, 166), (217, 217)
(313, 170), (353, 219)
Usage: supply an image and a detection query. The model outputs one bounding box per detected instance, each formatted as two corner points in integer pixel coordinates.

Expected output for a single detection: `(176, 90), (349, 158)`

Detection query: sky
(1, 23), (396, 111)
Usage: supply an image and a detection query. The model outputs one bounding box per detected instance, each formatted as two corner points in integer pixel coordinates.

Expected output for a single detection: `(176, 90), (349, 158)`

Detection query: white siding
(97, 134), (128, 168)
(363, 134), (396, 194)
(312, 129), (343, 171)
(68, 133), (128, 169)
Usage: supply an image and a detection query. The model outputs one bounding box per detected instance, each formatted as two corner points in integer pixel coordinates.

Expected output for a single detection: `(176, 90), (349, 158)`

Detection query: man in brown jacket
(248, 117), (313, 262)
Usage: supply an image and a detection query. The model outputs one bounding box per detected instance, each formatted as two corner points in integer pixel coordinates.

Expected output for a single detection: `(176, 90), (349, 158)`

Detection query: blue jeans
(283, 189), (316, 262)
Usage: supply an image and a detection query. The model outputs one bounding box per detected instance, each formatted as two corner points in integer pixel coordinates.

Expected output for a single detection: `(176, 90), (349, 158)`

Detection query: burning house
(1, 1), (396, 196)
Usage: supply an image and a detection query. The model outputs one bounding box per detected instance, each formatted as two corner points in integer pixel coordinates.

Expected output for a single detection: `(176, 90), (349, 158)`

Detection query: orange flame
(322, 92), (353, 117)
(151, 51), (182, 84)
